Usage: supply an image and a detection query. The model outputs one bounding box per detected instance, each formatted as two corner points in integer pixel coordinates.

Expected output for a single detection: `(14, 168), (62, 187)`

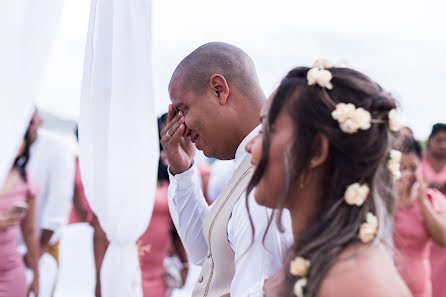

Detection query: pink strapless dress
(422, 155), (446, 297)
(0, 175), (39, 297)
(138, 182), (172, 297)
(68, 158), (94, 225)
(393, 189), (446, 297)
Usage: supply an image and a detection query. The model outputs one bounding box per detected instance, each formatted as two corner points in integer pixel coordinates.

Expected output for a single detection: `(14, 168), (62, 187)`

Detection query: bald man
(161, 42), (292, 297)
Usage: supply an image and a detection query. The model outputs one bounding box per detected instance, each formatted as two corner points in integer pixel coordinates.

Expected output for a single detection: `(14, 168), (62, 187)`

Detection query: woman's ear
(209, 74), (229, 105)
(310, 134), (330, 169)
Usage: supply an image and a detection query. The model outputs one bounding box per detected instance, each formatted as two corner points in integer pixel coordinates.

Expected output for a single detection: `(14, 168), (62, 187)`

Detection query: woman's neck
(287, 181), (323, 239)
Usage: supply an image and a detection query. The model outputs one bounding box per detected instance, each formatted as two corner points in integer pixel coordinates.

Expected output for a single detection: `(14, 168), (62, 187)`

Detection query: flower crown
(307, 59), (401, 134)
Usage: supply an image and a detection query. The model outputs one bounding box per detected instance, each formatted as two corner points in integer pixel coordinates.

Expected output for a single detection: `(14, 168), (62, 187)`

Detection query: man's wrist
(170, 162), (193, 176)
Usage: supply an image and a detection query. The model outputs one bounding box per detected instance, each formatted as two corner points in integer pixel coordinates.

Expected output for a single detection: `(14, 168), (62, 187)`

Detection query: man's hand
(160, 105), (196, 175)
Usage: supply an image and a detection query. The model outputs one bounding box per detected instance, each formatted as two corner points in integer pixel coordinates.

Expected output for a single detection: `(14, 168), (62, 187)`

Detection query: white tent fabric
(0, 1), (63, 186)
(79, 0), (158, 296)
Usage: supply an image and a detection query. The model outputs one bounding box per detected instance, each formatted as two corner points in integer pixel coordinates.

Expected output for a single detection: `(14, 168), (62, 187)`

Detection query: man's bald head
(169, 42), (264, 102)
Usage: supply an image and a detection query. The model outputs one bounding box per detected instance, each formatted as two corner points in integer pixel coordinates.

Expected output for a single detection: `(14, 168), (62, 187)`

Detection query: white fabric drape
(0, 1), (64, 186)
(79, 0), (158, 296)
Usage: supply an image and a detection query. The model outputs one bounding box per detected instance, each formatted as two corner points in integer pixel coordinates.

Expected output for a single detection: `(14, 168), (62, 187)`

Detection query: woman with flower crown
(243, 61), (412, 297)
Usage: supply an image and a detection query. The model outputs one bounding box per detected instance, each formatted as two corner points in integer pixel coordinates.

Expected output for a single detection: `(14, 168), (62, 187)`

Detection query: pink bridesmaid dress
(0, 175), (39, 297)
(68, 158), (94, 225)
(137, 181), (173, 297)
(422, 155), (446, 297)
(393, 189), (446, 297)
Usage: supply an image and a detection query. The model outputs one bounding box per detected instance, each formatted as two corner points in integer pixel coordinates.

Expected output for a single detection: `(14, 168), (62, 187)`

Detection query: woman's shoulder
(25, 173), (41, 199)
(318, 243), (411, 297)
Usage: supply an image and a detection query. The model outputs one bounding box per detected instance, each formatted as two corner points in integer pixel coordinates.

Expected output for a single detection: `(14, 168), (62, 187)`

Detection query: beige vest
(192, 155), (254, 297)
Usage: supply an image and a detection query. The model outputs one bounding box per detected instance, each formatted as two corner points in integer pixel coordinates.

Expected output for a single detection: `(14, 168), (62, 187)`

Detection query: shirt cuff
(168, 162), (197, 190)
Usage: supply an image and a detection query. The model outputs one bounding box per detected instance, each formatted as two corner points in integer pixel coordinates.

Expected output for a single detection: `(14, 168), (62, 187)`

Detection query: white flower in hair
(388, 109), (401, 132)
(290, 256), (311, 277)
(359, 212), (378, 243)
(387, 150), (402, 180)
(351, 108), (372, 130)
(293, 278), (308, 297)
(331, 103), (372, 134)
(344, 183), (370, 206)
(307, 67), (333, 90)
(331, 103), (355, 122)
(313, 58), (334, 69)
(339, 119), (358, 134)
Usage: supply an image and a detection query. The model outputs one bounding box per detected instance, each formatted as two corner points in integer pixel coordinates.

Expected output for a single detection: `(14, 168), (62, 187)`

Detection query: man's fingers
(169, 124), (185, 147)
(168, 104), (176, 122)
(162, 112), (182, 138)
(167, 117), (184, 139)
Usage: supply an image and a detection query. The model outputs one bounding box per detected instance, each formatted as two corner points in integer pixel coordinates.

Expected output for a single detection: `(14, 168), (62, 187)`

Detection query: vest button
(198, 276), (204, 283)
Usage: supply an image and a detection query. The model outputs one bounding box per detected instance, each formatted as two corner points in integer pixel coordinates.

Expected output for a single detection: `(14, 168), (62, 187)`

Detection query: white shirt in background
(206, 159), (235, 203)
(27, 130), (75, 244)
(168, 126), (294, 297)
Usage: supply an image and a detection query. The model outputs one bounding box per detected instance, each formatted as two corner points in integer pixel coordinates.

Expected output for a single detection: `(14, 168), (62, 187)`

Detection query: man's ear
(309, 134), (330, 169)
(209, 74), (229, 105)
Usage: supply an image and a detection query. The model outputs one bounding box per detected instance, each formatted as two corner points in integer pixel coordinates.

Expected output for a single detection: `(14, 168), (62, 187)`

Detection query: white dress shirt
(168, 126), (294, 297)
(27, 130), (75, 244)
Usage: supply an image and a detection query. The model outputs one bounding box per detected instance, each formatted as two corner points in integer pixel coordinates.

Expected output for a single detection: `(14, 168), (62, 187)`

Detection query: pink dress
(137, 182), (172, 297)
(422, 155), (446, 297)
(393, 189), (446, 297)
(0, 175), (39, 297)
(68, 158), (94, 225)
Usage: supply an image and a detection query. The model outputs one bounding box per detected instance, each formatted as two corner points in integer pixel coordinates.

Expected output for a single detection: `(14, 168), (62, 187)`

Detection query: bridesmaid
(393, 137), (446, 297)
(422, 123), (446, 297)
(0, 125), (40, 297)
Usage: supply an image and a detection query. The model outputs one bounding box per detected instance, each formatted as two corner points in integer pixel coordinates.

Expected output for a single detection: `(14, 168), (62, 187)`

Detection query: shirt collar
(234, 125), (261, 170)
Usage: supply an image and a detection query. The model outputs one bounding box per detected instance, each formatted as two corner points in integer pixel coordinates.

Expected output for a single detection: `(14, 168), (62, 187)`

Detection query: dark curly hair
(247, 66), (399, 297)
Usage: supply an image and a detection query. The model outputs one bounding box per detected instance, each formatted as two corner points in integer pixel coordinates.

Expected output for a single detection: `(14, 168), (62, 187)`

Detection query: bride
(244, 61), (412, 297)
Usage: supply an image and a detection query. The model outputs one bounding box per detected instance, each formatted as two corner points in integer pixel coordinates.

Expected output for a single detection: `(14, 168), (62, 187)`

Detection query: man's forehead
(168, 79), (183, 104)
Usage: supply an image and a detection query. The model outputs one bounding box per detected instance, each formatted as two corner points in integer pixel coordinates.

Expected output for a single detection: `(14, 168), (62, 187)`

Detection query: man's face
(169, 81), (227, 159)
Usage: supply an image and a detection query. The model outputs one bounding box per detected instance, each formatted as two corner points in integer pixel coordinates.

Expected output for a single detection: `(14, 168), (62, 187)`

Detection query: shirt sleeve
(167, 162), (210, 265)
(427, 188), (446, 213)
(39, 142), (75, 232)
(228, 191), (294, 297)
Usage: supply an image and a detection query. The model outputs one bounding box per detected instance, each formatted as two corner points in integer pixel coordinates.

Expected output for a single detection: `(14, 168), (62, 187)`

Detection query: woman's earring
(299, 170), (312, 189)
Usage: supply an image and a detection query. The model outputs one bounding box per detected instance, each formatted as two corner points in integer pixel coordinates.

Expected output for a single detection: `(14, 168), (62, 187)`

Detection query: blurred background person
(137, 114), (188, 296)
(393, 137), (446, 297)
(137, 133), (188, 296)
(22, 110), (75, 296)
(206, 160), (234, 204)
(422, 123), (446, 193)
(421, 123), (446, 297)
(0, 123), (40, 297)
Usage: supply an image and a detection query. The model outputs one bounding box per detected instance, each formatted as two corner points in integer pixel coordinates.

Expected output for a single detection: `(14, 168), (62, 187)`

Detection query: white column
(0, 0), (64, 186)
(79, 0), (158, 296)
